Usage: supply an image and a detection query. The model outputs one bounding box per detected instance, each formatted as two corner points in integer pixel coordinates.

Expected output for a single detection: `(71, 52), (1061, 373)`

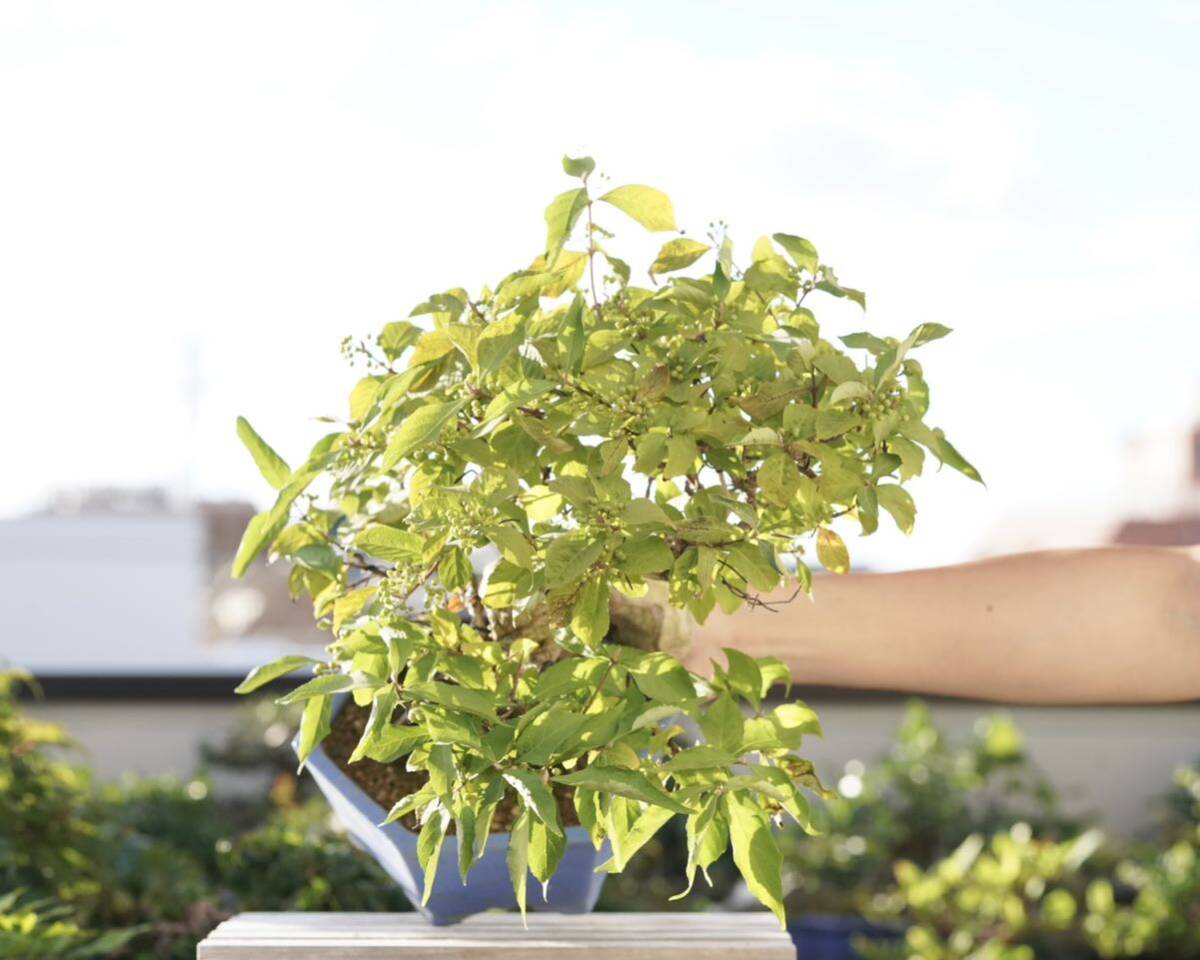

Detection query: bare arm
(683, 546), (1200, 704)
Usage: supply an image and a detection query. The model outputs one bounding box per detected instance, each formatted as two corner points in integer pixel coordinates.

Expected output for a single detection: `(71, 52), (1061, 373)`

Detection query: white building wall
(0, 513), (207, 673)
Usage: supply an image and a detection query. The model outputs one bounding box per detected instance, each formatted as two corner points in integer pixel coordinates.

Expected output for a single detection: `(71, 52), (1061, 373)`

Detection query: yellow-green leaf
(650, 238), (710, 275)
(816, 527), (850, 575)
(356, 524), (424, 563)
(234, 655), (318, 694)
(381, 400), (463, 469)
(507, 810), (532, 923)
(544, 187), (587, 266)
(876, 483), (916, 534)
(571, 577), (610, 646)
(725, 792), (786, 927)
(236, 416), (291, 490)
(599, 184), (677, 232)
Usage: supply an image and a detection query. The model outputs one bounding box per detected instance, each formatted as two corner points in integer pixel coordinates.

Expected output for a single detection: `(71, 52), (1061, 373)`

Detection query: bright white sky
(2, 0), (1199, 570)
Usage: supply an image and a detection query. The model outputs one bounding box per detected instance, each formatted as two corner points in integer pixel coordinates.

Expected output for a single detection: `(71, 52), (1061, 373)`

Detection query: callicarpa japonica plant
(230, 155), (980, 925)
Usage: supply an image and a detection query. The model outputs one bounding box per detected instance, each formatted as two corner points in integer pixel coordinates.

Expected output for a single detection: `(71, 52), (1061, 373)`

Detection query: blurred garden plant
(780, 702), (1075, 918)
(0, 672), (410, 959)
(231, 156), (978, 921)
(1084, 765), (1200, 959)
(858, 825), (1105, 960)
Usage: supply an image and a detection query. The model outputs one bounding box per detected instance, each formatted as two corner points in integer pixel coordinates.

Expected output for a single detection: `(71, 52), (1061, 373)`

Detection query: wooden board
(196, 912), (795, 959)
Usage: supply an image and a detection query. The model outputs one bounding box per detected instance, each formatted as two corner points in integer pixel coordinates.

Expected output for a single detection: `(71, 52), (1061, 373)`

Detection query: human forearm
(686, 547), (1200, 704)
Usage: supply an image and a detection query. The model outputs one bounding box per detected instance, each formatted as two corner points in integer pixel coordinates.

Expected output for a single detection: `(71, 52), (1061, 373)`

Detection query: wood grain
(196, 912), (795, 958)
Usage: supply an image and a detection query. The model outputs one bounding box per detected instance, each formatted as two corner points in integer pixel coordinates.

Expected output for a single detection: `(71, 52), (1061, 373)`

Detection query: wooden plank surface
(196, 912), (795, 959)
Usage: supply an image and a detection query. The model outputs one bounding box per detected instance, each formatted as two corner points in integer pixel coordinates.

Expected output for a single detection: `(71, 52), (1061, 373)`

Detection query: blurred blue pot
(786, 913), (903, 960)
(296, 704), (609, 925)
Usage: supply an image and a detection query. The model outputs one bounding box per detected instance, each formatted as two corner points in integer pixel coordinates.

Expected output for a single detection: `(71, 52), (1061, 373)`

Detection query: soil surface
(324, 702), (579, 834)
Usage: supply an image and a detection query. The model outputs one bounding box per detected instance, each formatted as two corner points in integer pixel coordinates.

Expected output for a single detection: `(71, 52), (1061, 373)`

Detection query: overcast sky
(2, 0), (1198, 569)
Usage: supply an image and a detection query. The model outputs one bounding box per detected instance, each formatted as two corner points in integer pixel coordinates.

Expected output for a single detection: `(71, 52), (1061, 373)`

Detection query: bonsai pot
(295, 698), (609, 925)
(786, 913), (904, 960)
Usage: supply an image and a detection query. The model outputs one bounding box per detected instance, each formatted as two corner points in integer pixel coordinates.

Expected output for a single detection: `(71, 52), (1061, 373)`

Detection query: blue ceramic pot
(296, 705), (609, 925)
(786, 913), (903, 960)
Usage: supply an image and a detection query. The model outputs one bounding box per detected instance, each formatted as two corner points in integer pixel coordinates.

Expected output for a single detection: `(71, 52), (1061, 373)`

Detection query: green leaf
(622, 499), (670, 526)
(876, 483), (916, 534)
(349, 687), (400, 763)
(571, 577), (610, 646)
(405, 680), (499, 721)
(931, 431), (983, 484)
(481, 559), (534, 609)
(439, 546), (473, 591)
(617, 535), (674, 576)
(534, 657), (608, 701)
(772, 701), (822, 743)
(671, 796), (725, 900)
(528, 817), (567, 895)
(725, 792), (786, 927)
(503, 770), (564, 836)
(349, 376), (384, 422)
(814, 408), (860, 440)
(758, 452), (801, 507)
(722, 648), (764, 708)
(699, 693), (744, 753)
(888, 436), (925, 480)
(276, 672), (373, 705)
(562, 155), (595, 179)
(771, 233), (818, 274)
(554, 766), (691, 814)
(911, 322), (952, 348)
(456, 803), (478, 884)
(507, 810), (532, 923)
(828, 380), (869, 406)
(628, 652), (697, 705)
(816, 528), (850, 575)
(231, 509), (286, 579)
(418, 807), (450, 906)
(355, 524), (424, 563)
(236, 416), (291, 490)
(366, 723), (426, 763)
(665, 745), (738, 772)
(296, 693), (333, 766)
(650, 238), (711, 275)
(381, 400), (464, 469)
(544, 187), (588, 266)
(544, 534), (605, 589)
(231, 467), (318, 577)
(333, 586), (377, 632)
(597, 804), (674, 873)
(475, 314), (524, 380)
(599, 184), (677, 231)
(857, 486), (879, 535)
(515, 706), (586, 765)
(379, 320), (421, 360)
(234, 654), (318, 694)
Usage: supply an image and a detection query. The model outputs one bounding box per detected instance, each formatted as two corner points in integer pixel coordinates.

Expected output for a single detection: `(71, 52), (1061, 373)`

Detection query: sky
(1, 0), (1198, 570)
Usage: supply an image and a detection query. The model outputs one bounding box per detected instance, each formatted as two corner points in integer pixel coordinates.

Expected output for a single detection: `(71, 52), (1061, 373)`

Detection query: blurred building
(979, 423), (1200, 555)
(1112, 425), (1200, 546)
(0, 487), (324, 681)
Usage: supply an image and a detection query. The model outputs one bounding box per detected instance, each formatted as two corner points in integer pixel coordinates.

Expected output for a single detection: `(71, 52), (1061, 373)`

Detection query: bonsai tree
(230, 156), (979, 924)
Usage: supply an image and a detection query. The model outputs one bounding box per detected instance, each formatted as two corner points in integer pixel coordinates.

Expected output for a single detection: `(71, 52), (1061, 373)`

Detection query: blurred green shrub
(1084, 820), (1200, 958)
(858, 825), (1104, 960)
(0, 673), (408, 958)
(780, 701), (1078, 917)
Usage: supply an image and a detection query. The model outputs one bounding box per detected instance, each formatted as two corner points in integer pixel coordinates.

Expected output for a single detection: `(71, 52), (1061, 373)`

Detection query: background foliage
(0, 672), (1195, 958)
